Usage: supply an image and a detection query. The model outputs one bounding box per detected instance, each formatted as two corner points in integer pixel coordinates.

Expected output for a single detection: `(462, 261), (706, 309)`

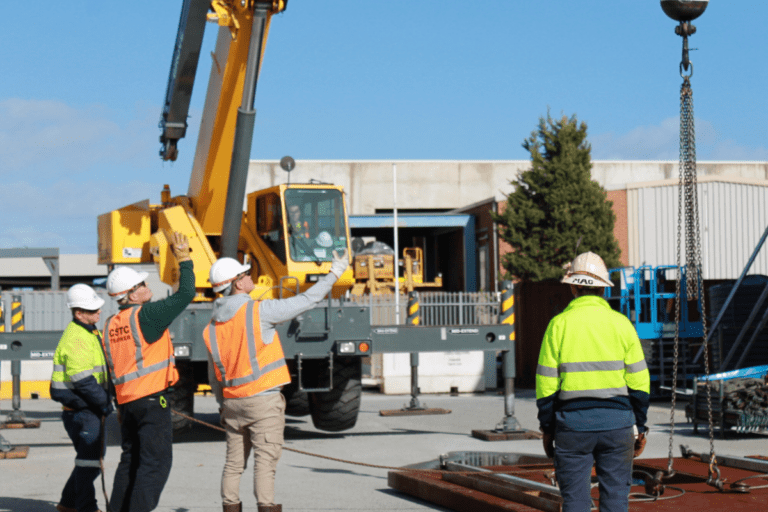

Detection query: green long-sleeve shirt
(119, 260), (196, 343)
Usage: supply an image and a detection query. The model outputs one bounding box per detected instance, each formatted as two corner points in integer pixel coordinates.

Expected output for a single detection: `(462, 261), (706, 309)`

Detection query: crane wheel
(170, 360), (196, 433)
(282, 381), (310, 417)
(309, 357), (362, 432)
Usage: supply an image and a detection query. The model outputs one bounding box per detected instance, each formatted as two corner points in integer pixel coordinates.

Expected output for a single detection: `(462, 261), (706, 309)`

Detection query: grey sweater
(207, 272), (338, 404)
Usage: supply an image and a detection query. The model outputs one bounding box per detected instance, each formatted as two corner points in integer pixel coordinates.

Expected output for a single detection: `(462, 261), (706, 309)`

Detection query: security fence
(1, 290), (502, 331)
(345, 291), (501, 326)
(0, 290), (117, 332)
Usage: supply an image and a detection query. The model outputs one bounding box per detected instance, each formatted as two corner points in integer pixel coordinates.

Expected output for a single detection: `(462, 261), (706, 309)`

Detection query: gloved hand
(171, 231), (192, 262)
(219, 408), (226, 428)
(542, 431), (555, 458)
(330, 249), (349, 278)
(116, 407), (123, 425)
(101, 402), (114, 418)
(634, 431), (647, 458)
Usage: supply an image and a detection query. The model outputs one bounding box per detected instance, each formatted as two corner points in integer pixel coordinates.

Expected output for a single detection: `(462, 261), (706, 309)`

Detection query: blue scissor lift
(604, 265), (704, 397)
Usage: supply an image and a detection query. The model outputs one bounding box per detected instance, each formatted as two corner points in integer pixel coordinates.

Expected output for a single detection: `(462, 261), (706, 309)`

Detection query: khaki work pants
(220, 392), (285, 507)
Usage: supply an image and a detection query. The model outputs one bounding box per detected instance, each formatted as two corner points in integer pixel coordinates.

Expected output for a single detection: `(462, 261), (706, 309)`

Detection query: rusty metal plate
(389, 456), (768, 512)
(388, 470), (542, 512)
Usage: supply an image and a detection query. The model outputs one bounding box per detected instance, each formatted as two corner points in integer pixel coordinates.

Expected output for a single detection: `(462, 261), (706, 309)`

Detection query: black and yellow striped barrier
(407, 292), (420, 326)
(500, 281), (514, 340)
(11, 295), (24, 332)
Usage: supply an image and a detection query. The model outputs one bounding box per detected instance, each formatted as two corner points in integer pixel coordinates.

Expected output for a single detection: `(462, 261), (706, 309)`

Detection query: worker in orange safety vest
(102, 231), (195, 512)
(204, 249), (348, 512)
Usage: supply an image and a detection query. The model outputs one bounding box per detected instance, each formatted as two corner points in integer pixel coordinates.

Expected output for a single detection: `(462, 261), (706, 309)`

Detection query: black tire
(282, 381), (311, 417)
(170, 360), (196, 433)
(309, 357), (362, 432)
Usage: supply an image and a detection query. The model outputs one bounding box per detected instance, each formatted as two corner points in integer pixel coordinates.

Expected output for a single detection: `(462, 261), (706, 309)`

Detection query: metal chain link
(669, 75), (720, 488)
(681, 77), (699, 301)
(668, 102), (685, 472)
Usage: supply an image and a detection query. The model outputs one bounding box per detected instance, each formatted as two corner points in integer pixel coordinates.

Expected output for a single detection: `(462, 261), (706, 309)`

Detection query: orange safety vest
(203, 300), (290, 399)
(102, 306), (178, 404)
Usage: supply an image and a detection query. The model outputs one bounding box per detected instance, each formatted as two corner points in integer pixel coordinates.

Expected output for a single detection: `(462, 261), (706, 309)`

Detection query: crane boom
(159, 0), (211, 162)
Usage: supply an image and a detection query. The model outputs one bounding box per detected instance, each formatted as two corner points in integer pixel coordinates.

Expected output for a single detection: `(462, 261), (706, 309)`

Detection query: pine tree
(493, 113), (621, 282)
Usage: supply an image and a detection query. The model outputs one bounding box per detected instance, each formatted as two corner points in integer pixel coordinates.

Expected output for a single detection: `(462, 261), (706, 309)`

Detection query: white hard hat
(66, 284), (105, 310)
(107, 266), (149, 300)
(561, 251), (613, 288)
(209, 257), (251, 293)
(315, 230), (333, 248)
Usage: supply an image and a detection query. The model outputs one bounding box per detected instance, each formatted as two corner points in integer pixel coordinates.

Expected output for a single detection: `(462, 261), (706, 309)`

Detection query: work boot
(257, 505), (282, 512)
(223, 502), (242, 512)
(55, 505), (77, 512)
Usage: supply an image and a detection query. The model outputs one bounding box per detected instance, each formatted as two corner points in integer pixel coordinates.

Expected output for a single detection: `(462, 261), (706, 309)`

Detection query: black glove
(101, 402), (114, 417)
(542, 431), (555, 458)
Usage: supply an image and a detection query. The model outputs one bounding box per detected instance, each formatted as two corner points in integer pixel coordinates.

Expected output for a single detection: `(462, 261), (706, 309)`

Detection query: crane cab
(245, 183), (353, 299)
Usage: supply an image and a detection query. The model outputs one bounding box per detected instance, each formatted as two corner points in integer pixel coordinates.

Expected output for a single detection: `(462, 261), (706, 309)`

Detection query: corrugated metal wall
(1, 290), (118, 331)
(628, 180), (768, 279)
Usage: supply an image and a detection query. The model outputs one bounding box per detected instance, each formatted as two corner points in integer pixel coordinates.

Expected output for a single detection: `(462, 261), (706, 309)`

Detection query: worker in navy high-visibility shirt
(536, 252), (650, 512)
(50, 284), (112, 512)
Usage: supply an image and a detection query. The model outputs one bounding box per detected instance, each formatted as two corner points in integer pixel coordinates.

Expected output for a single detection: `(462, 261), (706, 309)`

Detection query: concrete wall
(246, 160), (528, 214)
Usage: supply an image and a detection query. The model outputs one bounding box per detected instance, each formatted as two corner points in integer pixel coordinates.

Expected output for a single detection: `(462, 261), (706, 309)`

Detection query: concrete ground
(1, 389), (766, 512)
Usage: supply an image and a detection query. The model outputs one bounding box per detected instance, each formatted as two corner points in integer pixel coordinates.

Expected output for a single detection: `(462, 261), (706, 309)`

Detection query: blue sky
(2, 1), (767, 254)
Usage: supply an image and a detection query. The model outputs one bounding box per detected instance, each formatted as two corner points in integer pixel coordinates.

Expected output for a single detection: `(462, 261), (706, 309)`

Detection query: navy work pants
(554, 427), (634, 512)
(60, 409), (105, 512)
(110, 392), (173, 512)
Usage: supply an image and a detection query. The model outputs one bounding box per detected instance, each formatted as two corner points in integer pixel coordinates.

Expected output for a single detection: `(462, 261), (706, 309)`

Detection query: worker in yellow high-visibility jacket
(536, 252), (650, 512)
(50, 284), (112, 512)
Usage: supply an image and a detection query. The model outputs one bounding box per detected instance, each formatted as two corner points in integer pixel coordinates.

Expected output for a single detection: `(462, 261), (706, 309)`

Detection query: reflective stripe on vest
(536, 358), (649, 400)
(204, 301), (290, 398)
(103, 306), (178, 403)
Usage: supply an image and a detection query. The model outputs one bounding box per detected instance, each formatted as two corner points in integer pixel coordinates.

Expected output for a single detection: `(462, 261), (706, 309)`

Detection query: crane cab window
(256, 192), (286, 263)
(285, 188), (347, 262)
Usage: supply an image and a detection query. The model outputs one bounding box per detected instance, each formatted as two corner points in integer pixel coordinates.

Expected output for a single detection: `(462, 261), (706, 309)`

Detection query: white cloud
(0, 97), (201, 253)
(591, 117), (767, 161)
(0, 226), (68, 251)
(706, 139), (768, 161)
(0, 98), (160, 175)
(0, 178), (163, 253)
